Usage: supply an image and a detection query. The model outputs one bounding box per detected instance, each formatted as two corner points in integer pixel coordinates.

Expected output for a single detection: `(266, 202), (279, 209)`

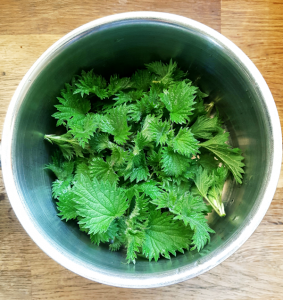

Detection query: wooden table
(0, 1), (283, 299)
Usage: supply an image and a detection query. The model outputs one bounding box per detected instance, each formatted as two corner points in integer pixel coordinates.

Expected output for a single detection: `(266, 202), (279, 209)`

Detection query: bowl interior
(10, 19), (272, 284)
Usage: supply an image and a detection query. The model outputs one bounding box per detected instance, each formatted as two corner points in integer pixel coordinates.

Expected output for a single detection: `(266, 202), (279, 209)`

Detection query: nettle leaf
(172, 128), (200, 157)
(123, 151), (150, 183)
(200, 133), (245, 184)
(124, 186), (140, 202)
(113, 90), (144, 106)
(109, 217), (127, 251)
(99, 106), (132, 145)
(127, 103), (144, 123)
(173, 67), (187, 81)
(127, 89), (161, 123)
(73, 70), (108, 99)
(140, 86), (161, 113)
(190, 115), (223, 139)
(90, 220), (119, 246)
(207, 166), (229, 217)
(147, 149), (162, 169)
(74, 175), (129, 234)
(51, 178), (72, 199)
(194, 166), (225, 217)
(133, 132), (153, 155)
(136, 180), (162, 200)
(190, 98), (206, 122)
(161, 146), (191, 177)
(52, 83), (91, 127)
(196, 152), (219, 172)
(131, 69), (154, 91)
(151, 189), (179, 209)
(174, 211), (214, 251)
(44, 133), (84, 160)
(152, 184), (195, 210)
(160, 81), (197, 124)
(124, 149), (143, 170)
(69, 113), (99, 148)
(172, 194), (213, 251)
(142, 210), (192, 261)
(74, 160), (91, 181)
(125, 197), (149, 263)
(194, 166), (214, 199)
(173, 180), (194, 196)
(126, 229), (145, 264)
(110, 144), (129, 166)
(45, 151), (74, 180)
(57, 189), (78, 221)
(108, 75), (131, 96)
(145, 59), (177, 87)
(89, 133), (112, 152)
(124, 164), (150, 183)
(89, 157), (119, 184)
(152, 190), (213, 251)
(142, 115), (171, 146)
(196, 88), (209, 99)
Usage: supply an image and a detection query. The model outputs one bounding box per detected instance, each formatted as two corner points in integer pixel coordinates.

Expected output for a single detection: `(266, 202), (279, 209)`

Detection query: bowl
(1, 12), (282, 288)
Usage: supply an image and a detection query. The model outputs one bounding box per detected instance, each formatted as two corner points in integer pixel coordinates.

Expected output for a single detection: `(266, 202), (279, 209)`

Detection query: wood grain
(0, 0), (283, 299)
(222, 0), (283, 127)
(0, 35), (62, 137)
(0, 0), (220, 34)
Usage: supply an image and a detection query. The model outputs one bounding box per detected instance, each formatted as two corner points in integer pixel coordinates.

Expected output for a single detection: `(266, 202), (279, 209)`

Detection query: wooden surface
(1, 0), (283, 299)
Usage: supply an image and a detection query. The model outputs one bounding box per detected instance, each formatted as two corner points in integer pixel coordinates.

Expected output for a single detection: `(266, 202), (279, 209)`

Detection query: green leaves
(99, 106), (132, 145)
(142, 210), (191, 261)
(190, 115), (222, 139)
(127, 88), (162, 122)
(69, 113), (99, 148)
(113, 90), (144, 106)
(125, 197), (149, 263)
(131, 69), (154, 91)
(44, 133), (83, 160)
(160, 81), (197, 124)
(73, 70), (108, 99)
(45, 60), (245, 264)
(193, 166), (226, 217)
(90, 220), (119, 246)
(74, 175), (129, 234)
(161, 147), (191, 177)
(145, 59), (177, 87)
(108, 75), (131, 96)
(152, 189), (213, 251)
(123, 152), (150, 183)
(171, 194), (214, 251)
(207, 166), (229, 216)
(89, 133), (111, 152)
(45, 151), (74, 180)
(142, 115), (171, 146)
(52, 83), (91, 127)
(57, 190), (78, 221)
(133, 132), (152, 155)
(200, 133), (245, 184)
(172, 128), (199, 157)
(110, 144), (129, 166)
(175, 210), (214, 251)
(74, 160), (91, 180)
(52, 179), (72, 199)
(136, 181), (162, 200)
(89, 157), (118, 184)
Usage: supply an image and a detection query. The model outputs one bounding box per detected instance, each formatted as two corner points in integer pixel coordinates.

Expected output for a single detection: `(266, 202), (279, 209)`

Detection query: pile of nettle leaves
(44, 60), (245, 263)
